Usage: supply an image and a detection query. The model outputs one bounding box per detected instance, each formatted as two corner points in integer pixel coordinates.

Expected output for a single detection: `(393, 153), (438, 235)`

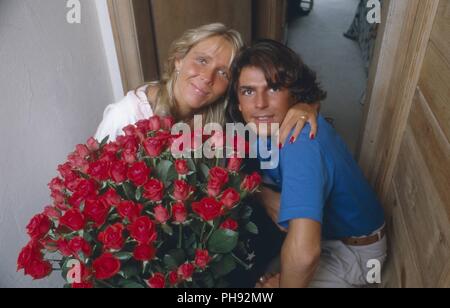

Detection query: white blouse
(94, 85), (153, 142)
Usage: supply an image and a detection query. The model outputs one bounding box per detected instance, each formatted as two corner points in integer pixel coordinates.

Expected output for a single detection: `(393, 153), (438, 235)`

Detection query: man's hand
(255, 273), (281, 288)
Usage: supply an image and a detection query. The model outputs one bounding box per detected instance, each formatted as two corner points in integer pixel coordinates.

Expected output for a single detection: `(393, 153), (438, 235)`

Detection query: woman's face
(174, 36), (233, 115)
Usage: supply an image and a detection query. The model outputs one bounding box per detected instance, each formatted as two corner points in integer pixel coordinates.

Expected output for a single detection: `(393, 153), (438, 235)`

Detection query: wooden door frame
(107, 0), (159, 93)
(357, 0), (440, 203)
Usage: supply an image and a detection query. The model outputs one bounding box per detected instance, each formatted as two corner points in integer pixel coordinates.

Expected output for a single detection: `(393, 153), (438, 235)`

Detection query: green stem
(97, 280), (115, 289)
(200, 223), (207, 248)
(205, 224), (216, 244)
(178, 224), (183, 249)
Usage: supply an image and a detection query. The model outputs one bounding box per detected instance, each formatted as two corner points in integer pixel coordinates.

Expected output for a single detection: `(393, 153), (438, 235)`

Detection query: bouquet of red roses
(17, 116), (262, 288)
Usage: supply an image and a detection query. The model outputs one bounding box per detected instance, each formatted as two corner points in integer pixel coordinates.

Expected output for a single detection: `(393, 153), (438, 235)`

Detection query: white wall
(0, 0), (115, 287)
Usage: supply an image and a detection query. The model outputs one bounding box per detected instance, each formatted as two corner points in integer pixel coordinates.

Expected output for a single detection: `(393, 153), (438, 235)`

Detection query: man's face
(237, 66), (294, 136)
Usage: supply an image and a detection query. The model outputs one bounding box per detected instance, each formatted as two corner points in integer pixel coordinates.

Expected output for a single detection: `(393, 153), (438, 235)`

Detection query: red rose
(76, 178), (98, 196)
(232, 134), (250, 157)
(172, 202), (187, 223)
(86, 137), (100, 151)
(195, 249), (211, 269)
(48, 177), (64, 193)
(127, 162), (150, 186)
(207, 167), (229, 197)
(17, 241), (42, 271)
(227, 156), (243, 173)
(57, 239), (72, 257)
(25, 258), (52, 280)
(93, 253), (121, 280)
(26, 214), (51, 240)
(220, 218), (238, 231)
(136, 119), (151, 134)
(109, 160), (128, 183)
(123, 124), (137, 136)
(128, 216), (157, 244)
(143, 136), (167, 158)
(173, 180), (194, 201)
(192, 198), (223, 221)
(148, 273), (165, 288)
(169, 271), (180, 286)
(68, 179), (98, 207)
(100, 189), (122, 207)
(98, 224), (125, 251)
(143, 179), (164, 202)
(116, 135), (138, 150)
(133, 244), (156, 261)
(72, 282), (94, 289)
(99, 150), (117, 163)
(175, 159), (189, 175)
(149, 116), (161, 131)
(60, 208), (85, 231)
(161, 116), (175, 130)
(178, 263), (195, 280)
(220, 188), (241, 210)
(121, 148), (137, 164)
(75, 144), (90, 159)
(117, 201), (143, 223)
(241, 172), (262, 192)
(57, 162), (73, 178)
(64, 173), (82, 192)
(44, 206), (61, 219)
(154, 205), (170, 224)
(68, 236), (92, 257)
(88, 160), (110, 181)
(84, 198), (110, 227)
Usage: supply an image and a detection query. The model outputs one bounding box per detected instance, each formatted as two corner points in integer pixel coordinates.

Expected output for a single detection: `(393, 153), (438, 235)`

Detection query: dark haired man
(228, 40), (386, 288)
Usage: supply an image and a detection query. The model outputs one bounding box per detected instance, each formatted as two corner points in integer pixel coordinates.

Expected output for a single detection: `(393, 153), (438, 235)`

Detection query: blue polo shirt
(257, 116), (385, 240)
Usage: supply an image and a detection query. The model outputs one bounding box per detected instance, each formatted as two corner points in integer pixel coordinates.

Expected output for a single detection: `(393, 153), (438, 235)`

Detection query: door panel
(150, 0), (252, 73)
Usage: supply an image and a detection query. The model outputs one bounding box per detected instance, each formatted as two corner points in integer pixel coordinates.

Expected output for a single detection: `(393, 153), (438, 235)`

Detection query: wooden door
(150, 0), (252, 73)
(358, 0), (450, 287)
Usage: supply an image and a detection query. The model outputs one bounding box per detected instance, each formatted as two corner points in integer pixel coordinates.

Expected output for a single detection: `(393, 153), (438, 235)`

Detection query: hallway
(288, 0), (367, 153)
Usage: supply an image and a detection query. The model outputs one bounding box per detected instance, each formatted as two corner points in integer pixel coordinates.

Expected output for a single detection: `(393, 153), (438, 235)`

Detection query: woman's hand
(279, 102), (320, 147)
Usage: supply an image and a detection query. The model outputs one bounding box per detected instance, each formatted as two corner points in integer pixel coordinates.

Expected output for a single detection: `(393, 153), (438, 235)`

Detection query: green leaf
(240, 206), (253, 220)
(245, 222), (259, 235)
(186, 158), (197, 173)
(161, 224), (174, 236)
(115, 252), (133, 262)
(135, 187), (143, 201)
(207, 229), (239, 254)
(163, 249), (186, 270)
(119, 280), (145, 288)
(154, 160), (173, 183)
(118, 263), (139, 279)
(210, 254), (236, 278)
(121, 182), (136, 201)
(199, 163), (210, 181)
(100, 135), (109, 149)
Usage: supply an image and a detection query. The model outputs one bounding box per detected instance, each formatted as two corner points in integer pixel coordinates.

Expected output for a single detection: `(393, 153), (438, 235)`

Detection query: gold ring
(300, 115), (307, 120)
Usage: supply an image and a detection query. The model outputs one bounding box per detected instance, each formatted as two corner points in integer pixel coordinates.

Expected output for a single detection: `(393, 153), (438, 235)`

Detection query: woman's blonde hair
(149, 23), (244, 126)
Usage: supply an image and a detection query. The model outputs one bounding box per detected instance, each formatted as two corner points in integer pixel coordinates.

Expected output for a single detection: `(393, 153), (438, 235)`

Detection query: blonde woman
(94, 23), (318, 144)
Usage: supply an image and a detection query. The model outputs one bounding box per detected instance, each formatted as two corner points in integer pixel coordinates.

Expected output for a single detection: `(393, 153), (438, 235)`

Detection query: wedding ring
(259, 277), (265, 283)
(300, 115), (307, 120)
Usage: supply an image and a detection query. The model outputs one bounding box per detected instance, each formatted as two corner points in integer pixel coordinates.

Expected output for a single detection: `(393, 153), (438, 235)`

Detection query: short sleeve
(278, 140), (328, 228)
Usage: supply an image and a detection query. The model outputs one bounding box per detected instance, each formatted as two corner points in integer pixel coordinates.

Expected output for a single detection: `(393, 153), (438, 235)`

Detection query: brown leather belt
(341, 227), (386, 246)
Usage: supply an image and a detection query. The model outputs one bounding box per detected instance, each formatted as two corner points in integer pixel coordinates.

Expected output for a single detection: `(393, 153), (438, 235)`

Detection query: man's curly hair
(227, 39), (327, 123)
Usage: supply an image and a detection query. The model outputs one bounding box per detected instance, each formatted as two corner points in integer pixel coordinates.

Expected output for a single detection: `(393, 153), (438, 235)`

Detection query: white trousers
(266, 236), (387, 288)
